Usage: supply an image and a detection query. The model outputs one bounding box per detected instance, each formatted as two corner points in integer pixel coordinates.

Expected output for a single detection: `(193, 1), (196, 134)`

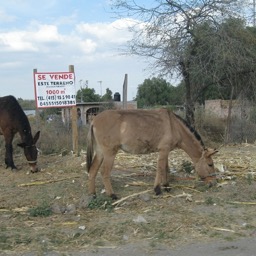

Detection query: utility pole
(79, 79), (83, 103)
(69, 65), (78, 155)
(123, 74), (128, 109)
(97, 81), (102, 96)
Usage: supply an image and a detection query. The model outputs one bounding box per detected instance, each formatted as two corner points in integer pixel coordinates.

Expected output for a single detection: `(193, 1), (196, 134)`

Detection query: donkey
(0, 95), (40, 172)
(87, 109), (218, 199)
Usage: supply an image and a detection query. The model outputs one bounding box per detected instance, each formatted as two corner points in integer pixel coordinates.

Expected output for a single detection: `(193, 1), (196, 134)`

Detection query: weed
(205, 197), (215, 205)
(181, 161), (193, 173)
(0, 234), (12, 250)
(93, 240), (105, 246)
(0, 234), (8, 244)
(87, 195), (114, 211)
(149, 240), (157, 248)
(28, 202), (52, 217)
(14, 234), (32, 245)
(246, 173), (253, 185)
(224, 236), (236, 242)
(155, 231), (167, 240)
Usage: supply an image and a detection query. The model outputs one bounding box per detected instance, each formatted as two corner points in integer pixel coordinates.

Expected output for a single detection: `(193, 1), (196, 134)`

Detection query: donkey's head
(195, 148), (218, 179)
(17, 131), (40, 173)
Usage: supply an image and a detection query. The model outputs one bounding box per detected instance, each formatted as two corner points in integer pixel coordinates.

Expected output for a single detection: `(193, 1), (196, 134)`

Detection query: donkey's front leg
(154, 149), (169, 195)
(5, 143), (17, 169)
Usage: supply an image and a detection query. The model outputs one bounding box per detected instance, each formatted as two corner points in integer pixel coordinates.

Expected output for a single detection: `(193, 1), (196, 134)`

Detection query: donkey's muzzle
(28, 160), (40, 173)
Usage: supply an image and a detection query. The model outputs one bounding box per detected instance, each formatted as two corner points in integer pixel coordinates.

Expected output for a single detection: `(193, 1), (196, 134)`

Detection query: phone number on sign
(39, 100), (76, 107)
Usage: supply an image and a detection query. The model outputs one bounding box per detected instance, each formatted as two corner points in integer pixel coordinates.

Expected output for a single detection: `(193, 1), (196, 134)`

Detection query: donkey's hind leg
(154, 149), (169, 195)
(162, 161), (171, 192)
(100, 153), (117, 200)
(88, 152), (103, 196)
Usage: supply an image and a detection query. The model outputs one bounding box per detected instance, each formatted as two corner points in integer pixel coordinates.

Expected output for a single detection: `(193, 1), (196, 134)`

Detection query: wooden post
(123, 74), (128, 109)
(69, 65), (79, 155)
(33, 68), (40, 132)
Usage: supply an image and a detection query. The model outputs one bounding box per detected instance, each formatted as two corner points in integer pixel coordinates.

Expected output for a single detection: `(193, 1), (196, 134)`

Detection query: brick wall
(204, 99), (246, 118)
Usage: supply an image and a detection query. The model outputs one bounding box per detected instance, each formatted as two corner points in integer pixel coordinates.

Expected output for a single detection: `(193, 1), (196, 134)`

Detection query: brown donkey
(0, 95), (40, 172)
(87, 109), (218, 199)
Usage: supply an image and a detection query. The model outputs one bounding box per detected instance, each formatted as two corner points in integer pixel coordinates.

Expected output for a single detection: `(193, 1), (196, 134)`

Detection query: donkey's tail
(86, 124), (94, 173)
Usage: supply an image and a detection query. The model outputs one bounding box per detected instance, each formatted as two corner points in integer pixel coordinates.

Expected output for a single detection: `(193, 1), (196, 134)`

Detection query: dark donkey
(87, 109), (218, 199)
(0, 95), (40, 172)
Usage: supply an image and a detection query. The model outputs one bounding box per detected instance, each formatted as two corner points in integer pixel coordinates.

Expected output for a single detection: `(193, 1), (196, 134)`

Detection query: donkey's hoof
(30, 167), (40, 173)
(164, 187), (171, 193)
(6, 164), (17, 170)
(110, 194), (118, 200)
(154, 185), (162, 196)
(163, 183), (171, 192)
(10, 166), (19, 171)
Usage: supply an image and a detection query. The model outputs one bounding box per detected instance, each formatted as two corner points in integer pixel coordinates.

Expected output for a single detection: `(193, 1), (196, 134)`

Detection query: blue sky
(0, 0), (152, 100)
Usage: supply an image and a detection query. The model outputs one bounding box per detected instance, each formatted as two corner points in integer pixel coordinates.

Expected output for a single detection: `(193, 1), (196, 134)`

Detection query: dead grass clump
(29, 115), (88, 155)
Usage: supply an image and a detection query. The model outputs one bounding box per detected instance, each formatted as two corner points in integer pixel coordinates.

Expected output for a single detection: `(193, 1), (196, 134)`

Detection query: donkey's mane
(174, 113), (205, 148)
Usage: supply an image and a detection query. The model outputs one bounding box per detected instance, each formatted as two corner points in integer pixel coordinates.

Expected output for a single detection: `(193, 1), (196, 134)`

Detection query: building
(61, 100), (137, 126)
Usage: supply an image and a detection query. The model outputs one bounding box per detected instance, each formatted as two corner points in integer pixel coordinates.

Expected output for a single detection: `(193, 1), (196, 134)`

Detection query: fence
(196, 99), (256, 144)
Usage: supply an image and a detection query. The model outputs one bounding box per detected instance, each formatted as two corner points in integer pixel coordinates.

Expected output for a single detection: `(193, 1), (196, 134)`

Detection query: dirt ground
(0, 144), (256, 255)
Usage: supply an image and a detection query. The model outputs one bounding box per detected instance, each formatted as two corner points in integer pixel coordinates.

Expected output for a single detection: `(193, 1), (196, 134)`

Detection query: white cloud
(0, 16), (148, 100)
(0, 19), (136, 55)
(79, 39), (97, 54)
(0, 61), (22, 68)
(0, 31), (37, 51)
(76, 18), (137, 44)
(0, 9), (16, 23)
(33, 24), (61, 43)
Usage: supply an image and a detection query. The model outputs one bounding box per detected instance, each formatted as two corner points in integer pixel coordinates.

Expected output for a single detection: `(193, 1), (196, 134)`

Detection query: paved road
(81, 238), (256, 256)
(1, 238), (256, 256)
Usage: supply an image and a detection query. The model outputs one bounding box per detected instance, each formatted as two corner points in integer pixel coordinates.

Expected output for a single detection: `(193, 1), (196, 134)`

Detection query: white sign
(34, 72), (76, 108)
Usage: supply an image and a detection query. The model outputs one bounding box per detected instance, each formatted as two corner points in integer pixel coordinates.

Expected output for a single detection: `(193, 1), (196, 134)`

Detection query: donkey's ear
(33, 131), (40, 144)
(204, 148), (218, 157)
(17, 142), (26, 148)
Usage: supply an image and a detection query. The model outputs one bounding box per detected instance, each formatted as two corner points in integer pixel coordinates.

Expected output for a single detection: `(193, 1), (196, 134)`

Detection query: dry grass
(0, 143), (256, 254)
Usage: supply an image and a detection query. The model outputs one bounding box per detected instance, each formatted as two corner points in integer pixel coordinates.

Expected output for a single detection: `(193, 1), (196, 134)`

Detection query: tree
(136, 77), (183, 108)
(76, 88), (101, 102)
(111, 0), (250, 126)
(101, 88), (113, 101)
(17, 98), (36, 110)
(136, 77), (172, 107)
(188, 18), (256, 104)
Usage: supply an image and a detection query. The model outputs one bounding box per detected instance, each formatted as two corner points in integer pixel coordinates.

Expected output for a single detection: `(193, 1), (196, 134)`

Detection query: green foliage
(28, 202), (52, 217)
(188, 17), (256, 102)
(39, 107), (61, 120)
(181, 161), (193, 174)
(249, 107), (256, 123)
(136, 77), (183, 108)
(76, 87), (114, 103)
(101, 88), (113, 101)
(205, 197), (215, 205)
(17, 98), (36, 110)
(87, 195), (114, 211)
(76, 87), (101, 102)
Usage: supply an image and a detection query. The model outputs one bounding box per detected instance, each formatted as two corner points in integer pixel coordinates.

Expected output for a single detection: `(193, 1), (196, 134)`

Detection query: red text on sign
(49, 74), (73, 80)
(37, 75), (46, 80)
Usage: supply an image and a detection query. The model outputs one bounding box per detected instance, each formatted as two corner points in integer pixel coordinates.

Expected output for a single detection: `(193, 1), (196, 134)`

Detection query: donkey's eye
(208, 164), (213, 167)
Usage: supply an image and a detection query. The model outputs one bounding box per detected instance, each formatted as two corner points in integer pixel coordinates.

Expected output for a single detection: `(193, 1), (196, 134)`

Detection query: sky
(0, 0), (153, 101)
